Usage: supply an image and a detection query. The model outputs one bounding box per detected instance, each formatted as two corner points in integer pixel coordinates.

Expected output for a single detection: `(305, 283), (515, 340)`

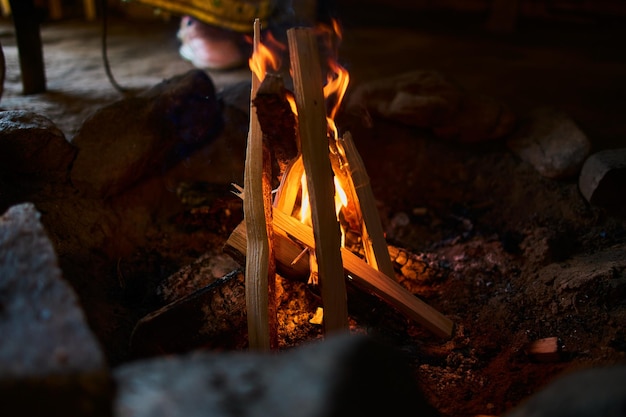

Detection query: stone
(537, 244), (626, 310)
(116, 333), (436, 417)
(507, 107), (591, 179)
(0, 44), (4, 100)
(578, 148), (626, 207)
(71, 69), (223, 198)
(0, 110), (77, 182)
(504, 365), (626, 417)
(346, 70), (515, 142)
(0, 203), (112, 417)
(432, 94), (516, 143)
(346, 70), (462, 129)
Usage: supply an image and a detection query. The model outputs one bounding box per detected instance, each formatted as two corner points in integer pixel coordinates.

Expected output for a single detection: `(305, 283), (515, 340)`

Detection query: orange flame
(248, 21), (348, 138)
(324, 61), (350, 140)
(295, 20), (351, 244)
(318, 19), (350, 140)
(249, 22), (352, 250)
(299, 173), (310, 224)
(248, 31), (284, 82)
(298, 165), (348, 217)
(333, 176), (348, 216)
(286, 91), (298, 117)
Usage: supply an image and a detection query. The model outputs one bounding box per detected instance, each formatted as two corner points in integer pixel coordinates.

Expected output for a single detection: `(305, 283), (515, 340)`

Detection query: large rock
(504, 365), (626, 417)
(116, 333), (437, 417)
(433, 93), (516, 143)
(0, 203), (112, 417)
(71, 69), (223, 198)
(507, 107), (591, 179)
(578, 148), (626, 207)
(346, 70), (462, 129)
(0, 110), (77, 182)
(536, 244), (626, 310)
(346, 70), (515, 142)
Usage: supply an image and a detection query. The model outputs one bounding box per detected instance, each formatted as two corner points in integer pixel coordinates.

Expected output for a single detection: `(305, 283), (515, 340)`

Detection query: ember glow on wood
(274, 156), (305, 214)
(335, 131), (396, 281)
(288, 27), (349, 334)
(525, 337), (562, 362)
(224, 216), (310, 280)
(227, 20), (453, 340)
(272, 209), (454, 339)
(243, 18), (277, 350)
(226, 206), (454, 338)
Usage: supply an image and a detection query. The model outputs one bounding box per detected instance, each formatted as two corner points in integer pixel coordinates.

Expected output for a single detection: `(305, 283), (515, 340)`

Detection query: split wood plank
(271, 209), (453, 339)
(242, 18), (277, 350)
(337, 131), (396, 281)
(225, 211), (454, 338)
(288, 27), (349, 334)
(224, 218), (311, 280)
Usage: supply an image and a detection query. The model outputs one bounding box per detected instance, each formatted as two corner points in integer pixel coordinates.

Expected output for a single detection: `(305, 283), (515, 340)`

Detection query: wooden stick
(525, 337), (562, 362)
(337, 132), (396, 280)
(243, 19), (277, 350)
(226, 208), (454, 339)
(288, 27), (349, 334)
(328, 145), (363, 242)
(271, 209), (454, 339)
(253, 73), (299, 178)
(224, 219), (311, 281)
(273, 155), (304, 215)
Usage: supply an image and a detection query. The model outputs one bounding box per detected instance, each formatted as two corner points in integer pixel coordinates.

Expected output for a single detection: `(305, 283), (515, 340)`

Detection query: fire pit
(1, 13), (625, 417)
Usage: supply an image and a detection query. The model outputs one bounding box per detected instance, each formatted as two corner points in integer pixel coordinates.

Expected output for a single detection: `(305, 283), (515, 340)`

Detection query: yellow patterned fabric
(133, 0), (272, 33)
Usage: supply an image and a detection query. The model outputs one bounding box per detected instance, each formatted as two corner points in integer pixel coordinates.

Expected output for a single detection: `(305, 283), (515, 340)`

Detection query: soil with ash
(336, 115), (626, 417)
(4, 109), (625, 417)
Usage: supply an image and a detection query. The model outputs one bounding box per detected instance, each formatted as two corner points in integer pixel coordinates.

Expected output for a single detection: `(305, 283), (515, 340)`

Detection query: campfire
(2, 11), (625, 417)
(224, 19), (453, 350)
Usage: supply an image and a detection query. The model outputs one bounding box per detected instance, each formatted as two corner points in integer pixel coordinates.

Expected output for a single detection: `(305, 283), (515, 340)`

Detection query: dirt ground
(1, 8), (625, 417)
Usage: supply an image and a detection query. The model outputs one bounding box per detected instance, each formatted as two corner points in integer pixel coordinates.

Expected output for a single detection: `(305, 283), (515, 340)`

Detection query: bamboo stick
(337, 131), (396, 280)
(288, 27), (349, 334)
(243, 19), (277, 350)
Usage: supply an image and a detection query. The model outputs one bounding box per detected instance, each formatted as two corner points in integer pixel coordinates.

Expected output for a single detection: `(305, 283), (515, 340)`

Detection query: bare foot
(177, 16), (248, 71)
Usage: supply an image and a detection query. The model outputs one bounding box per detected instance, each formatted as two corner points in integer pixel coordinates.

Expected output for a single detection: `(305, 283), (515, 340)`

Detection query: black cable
(100, 0), (131, 94)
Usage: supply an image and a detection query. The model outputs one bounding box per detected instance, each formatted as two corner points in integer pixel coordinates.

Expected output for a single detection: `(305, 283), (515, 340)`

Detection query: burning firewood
(225, 22), (454, 341)
(287, 26), (350, 334)
(242, 19), (278, 350)
(225, 218), (310, 281)
(253, 73), (299, 180)
(226, 206), (454, 339)
(334, 131), (396, 280)
(225, 219), (445, 291)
